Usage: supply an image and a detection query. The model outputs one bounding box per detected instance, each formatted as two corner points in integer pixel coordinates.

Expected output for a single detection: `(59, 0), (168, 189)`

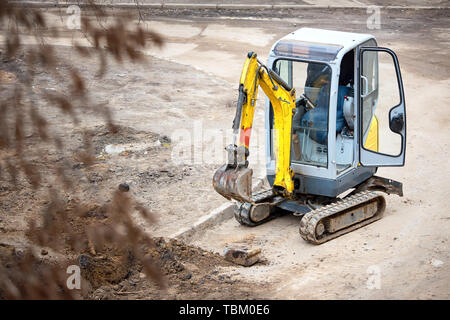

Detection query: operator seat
(298, 51), (355, 144)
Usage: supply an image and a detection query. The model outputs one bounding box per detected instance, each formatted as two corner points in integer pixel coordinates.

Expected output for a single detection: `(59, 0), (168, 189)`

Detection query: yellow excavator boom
(213, 52), (297, 202)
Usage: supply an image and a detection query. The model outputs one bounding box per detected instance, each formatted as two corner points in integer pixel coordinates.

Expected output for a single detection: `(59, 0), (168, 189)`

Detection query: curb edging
(8, 1), (448, 11)
(170, 177), (265, 242)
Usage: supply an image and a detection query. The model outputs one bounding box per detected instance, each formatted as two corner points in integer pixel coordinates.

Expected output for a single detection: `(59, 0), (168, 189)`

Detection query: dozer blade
(213, 164), (253, 203)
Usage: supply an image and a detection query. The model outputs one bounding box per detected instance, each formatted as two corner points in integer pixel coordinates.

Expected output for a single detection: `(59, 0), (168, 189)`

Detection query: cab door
(358, 46), (406, 167)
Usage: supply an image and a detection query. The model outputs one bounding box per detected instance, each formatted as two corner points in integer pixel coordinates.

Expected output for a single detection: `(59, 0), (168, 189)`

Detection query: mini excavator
(213, 28), (406, 244)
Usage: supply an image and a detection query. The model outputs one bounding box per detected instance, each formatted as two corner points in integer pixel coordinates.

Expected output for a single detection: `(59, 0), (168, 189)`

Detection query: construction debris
(118, 183), (130, 192)
(223, 245), (261, 267)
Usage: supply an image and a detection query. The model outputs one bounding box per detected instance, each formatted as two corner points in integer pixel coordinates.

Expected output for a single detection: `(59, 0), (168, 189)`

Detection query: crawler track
(234, 189), (283, 226)
(299, 191), (386, 244)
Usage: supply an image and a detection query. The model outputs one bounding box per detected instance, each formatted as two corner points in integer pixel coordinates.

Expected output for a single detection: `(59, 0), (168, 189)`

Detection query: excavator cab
(213, 28), (406, 244)
(265, 28), (406, 198)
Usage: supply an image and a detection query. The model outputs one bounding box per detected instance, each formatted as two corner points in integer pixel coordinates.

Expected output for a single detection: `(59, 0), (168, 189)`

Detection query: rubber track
(234, 189), (279, 226)
(299, 191), (386, 244)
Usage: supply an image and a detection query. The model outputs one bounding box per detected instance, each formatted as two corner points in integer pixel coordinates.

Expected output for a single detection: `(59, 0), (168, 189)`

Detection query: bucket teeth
(213, 164), (253, 203)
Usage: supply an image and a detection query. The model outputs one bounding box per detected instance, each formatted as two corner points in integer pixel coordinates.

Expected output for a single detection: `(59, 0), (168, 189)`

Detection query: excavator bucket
(213, 164), (253, 203)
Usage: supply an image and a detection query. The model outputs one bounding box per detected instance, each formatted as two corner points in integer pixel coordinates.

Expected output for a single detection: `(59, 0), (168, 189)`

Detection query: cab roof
(270, 28), (374, 62)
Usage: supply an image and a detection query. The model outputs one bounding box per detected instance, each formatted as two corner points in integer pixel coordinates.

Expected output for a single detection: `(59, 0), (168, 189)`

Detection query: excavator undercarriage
(229, 175), (402, 244)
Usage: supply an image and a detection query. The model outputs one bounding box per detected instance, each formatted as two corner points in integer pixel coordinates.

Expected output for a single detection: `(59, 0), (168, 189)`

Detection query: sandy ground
(1, 6), (449, 299)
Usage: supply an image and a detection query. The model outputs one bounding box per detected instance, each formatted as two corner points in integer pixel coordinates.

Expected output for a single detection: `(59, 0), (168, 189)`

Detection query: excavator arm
(213, 52), (297, 202)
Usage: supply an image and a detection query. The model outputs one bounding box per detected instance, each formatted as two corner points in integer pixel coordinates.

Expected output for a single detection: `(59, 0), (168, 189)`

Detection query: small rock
(160, 135), (171, 144)
(14, 248), (25, 257)
(119, 150), (132, 156)
(41, 249), (48, 256)
(139, 272), (146, 279)
(118, 183), (130, 192)
(88, 173), (103, 184)
(223, 245), (261, 267)
(79, 254), (91, 268)
(185, 273), (192, 280)
(72, 163), (82, 169)
(430, 258), (444, 267)
(129, 280), (137, 286)
(104, 144), (126, 155)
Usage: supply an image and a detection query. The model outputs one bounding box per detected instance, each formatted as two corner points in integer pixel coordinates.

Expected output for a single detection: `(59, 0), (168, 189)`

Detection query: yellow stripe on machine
(364, 115), (379, 152)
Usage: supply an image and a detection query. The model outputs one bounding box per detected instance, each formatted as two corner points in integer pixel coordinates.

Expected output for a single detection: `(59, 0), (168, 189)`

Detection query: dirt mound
(137, 166), (192, 185)
(146, 237), (230, 275)
(87, 125), (160, 155)
(78, 252), (134, 289)
(86, 237), (266, 300)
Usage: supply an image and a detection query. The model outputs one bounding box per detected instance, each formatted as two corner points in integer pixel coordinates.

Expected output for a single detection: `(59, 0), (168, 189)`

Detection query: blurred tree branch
(0, 1), (165, 299)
